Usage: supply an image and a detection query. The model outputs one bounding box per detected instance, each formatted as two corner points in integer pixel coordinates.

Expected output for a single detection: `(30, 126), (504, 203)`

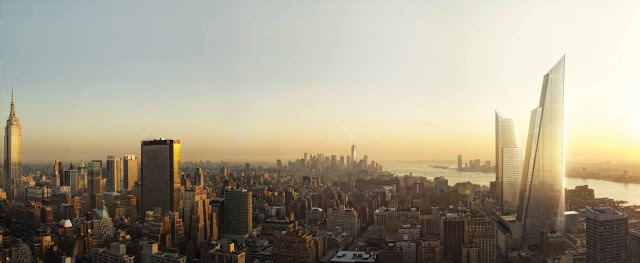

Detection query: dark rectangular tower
(141, 138), (181, 215)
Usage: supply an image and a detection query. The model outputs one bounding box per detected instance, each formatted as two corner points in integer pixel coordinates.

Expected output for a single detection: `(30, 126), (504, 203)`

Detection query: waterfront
(385, 161), (640, 205)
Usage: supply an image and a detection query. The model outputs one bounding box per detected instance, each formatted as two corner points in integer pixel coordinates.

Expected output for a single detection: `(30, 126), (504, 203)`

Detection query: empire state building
(4, 92), (22, 201)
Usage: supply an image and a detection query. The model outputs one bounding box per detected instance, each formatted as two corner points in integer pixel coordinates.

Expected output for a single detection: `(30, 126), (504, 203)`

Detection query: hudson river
(385, 161), (640, 205)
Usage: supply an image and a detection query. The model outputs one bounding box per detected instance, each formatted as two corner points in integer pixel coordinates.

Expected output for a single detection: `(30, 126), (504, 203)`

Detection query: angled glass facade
(495, 111), (520, 212)
(517, 56), (565, 245)
(502, 146), (523, 212)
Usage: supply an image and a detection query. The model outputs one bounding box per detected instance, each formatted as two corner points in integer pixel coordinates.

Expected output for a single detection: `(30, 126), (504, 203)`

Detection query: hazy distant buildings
(106, 155), (122, 192)
(122, 155), (139, 192)
(350, 142), (357, 166)
(194, 167), (204, 187)
(4, 91), (22, 201)
(586, 207), (628, 263)
(141, 139), (181, 215)
(495, 111), (523, 213)
(457, 155), (463, 171)
(517, 56), (566, 246)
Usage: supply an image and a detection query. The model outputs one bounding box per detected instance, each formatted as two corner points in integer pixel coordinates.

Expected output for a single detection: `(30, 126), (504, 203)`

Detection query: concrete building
(207, 240), (246, 263)
(91, 243), (135, 263)
(328, 206), (360, 237)
(629, 228), (640, 262)
(586, 207), (628, 263)
(330, 251), (377, 263)
(272, 230), (317, 263)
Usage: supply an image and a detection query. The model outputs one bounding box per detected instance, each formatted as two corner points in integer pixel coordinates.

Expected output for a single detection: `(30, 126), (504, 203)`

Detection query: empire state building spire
(10, 87), (15, 117)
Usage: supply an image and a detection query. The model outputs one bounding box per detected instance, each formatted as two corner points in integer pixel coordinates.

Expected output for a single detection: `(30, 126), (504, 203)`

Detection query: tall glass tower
(517, 56), (565, 245)
(4, 91), (22, 201)
(495, 111), (523, 213)
(141, 138), (181, 215)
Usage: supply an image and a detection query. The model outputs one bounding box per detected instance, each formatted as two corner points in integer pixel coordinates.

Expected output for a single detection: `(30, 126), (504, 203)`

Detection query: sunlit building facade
(4, 92), (22, 201)
(495, 111), (522, 213)
(517, 56), (566, 245)
(122, 155), (139, 192)
(106, 155), (122, 193)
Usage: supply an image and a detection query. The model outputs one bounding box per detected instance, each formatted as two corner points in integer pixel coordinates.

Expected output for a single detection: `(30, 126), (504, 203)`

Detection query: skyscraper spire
(5, 85), (22, 201)
(10, 86), (15, 117)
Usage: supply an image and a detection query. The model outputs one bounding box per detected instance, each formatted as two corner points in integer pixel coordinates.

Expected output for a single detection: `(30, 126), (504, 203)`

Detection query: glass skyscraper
(495, 111), (523, 212)
(141, 138), (181, 215)
(517, 56), (565, 245)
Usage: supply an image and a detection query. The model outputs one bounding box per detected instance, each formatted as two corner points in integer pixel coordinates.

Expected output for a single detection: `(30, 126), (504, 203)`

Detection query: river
(384, 161), (640, 205)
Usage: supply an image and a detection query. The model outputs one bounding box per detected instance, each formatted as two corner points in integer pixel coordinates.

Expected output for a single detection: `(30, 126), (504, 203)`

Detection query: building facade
(4, 92), (22, 201)
(223, 188), (252, 236)
(141, 139), (181, 215)
(122, 155), (139, 192)
(517, 56), (566, 245)
(106, 155), (122, 192)
(495, 111), (523, 213)
(585, 207), (628, 263)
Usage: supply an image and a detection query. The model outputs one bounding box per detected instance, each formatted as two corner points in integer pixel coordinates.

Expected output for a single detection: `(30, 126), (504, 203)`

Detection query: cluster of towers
(495, 56), (566, 246)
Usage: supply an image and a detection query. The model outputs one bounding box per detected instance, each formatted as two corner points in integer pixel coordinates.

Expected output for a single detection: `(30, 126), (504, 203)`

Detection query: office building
(91, 243), (135, 263)
(63, 163), (79, 194)
(4, 91), (22, 201)
(517, 56), (566, 245)
(141, 139), (181, 215)
(78, 160), (87, 190)
(223, 188), (252, 236)
(586, 207), (628, 263)
(629, 228), (640, 262)
(195, 167), (204, 187)
(85, 160), (105, 211)
(106, 155), (122, 192)
(122, 155), (138, 192)
(272, 230), (318, 263)
(54, 160), (63, 187)
(457, 155), (463, 171)
(327, 206), (360, 237)
(495, 111), (523, 213)
(442, 215), (466, 262)
(207, 240), (246, 263)
(467, 215), (495, 263)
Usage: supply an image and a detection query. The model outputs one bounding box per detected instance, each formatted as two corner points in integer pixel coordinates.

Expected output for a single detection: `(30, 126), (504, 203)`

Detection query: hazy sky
(1, 1), (639, 163)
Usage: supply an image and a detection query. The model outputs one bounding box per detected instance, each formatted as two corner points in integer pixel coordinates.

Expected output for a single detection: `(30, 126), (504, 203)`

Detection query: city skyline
(1, 1), (640, 163)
